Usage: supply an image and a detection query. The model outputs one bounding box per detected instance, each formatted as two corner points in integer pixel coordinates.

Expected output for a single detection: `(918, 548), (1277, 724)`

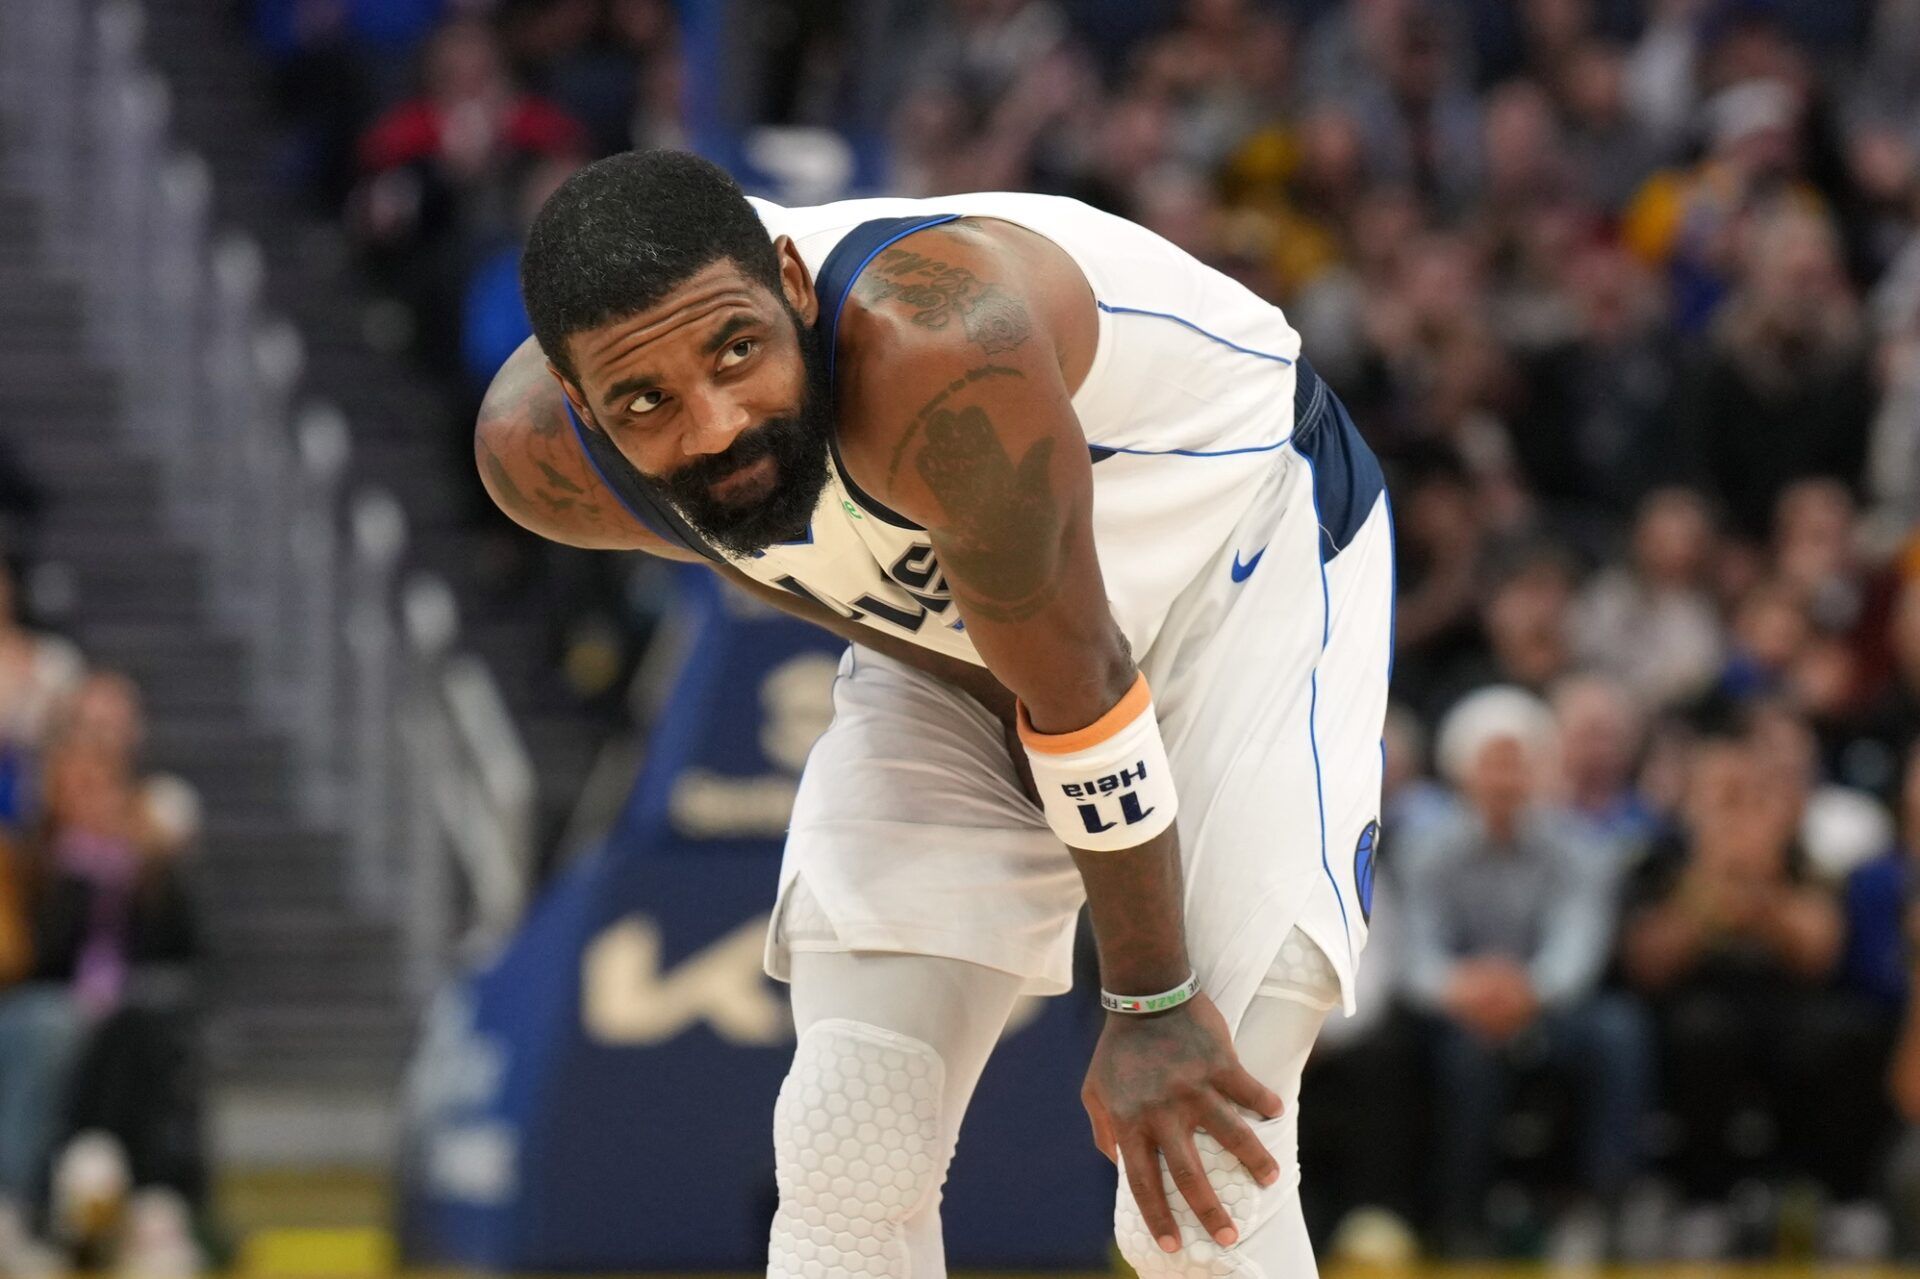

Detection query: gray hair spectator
(1401, 685), (1651, 1256)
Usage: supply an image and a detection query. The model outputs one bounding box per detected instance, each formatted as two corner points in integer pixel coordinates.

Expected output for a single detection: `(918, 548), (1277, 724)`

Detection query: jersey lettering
(850, 593), (928, 632)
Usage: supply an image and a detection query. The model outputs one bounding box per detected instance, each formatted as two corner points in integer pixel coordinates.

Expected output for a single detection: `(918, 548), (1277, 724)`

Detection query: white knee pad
(1113, 1114), (1301, 1278)
(769, 1018), (947, 1278)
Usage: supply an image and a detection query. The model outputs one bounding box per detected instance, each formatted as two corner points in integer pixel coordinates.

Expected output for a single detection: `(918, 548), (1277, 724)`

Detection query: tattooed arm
(476, 337), (706, 558)
(837, 222), (1281, 1252)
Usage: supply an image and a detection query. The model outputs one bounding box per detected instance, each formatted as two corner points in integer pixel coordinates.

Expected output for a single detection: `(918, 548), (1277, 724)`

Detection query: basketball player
(478, 150), (1393, 1276)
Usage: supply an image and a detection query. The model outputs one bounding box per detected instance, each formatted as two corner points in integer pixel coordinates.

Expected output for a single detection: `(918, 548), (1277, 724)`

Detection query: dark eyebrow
(701, 312), (762, 356)
(597, 314), (766, 412)
(600, 372), (663, 413)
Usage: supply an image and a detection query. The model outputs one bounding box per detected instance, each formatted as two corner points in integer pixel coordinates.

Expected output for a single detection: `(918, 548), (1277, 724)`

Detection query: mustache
(665, 417), (791, 495)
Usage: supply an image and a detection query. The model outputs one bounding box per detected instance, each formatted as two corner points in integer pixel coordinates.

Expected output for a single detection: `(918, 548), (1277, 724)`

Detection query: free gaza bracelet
(1100, 973), (1200, 1015)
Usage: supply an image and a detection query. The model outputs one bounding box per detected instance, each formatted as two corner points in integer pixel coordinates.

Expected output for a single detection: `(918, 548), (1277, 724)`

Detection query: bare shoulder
(841, 219), (1055, 359)
(832, 220), (1093, 506)
(474, 337), (695, 557)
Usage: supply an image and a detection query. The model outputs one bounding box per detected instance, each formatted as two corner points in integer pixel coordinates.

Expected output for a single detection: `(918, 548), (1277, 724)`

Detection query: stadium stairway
(0, 167), (414, 1161)
(0, 0), (638, 1162)
(133, 0), (613, 827)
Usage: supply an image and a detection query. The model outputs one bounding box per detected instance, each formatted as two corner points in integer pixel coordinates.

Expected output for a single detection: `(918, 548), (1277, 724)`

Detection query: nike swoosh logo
(1230, 547), (1266, 582)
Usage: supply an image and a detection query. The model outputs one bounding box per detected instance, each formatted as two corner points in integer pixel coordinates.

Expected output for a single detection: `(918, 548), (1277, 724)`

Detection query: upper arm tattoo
(913, 401), (1064, 623)
(856, 245), (1034, 356)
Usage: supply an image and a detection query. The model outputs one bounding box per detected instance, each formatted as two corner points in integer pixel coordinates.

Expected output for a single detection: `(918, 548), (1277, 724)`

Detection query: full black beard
(644, 312), (832, 557)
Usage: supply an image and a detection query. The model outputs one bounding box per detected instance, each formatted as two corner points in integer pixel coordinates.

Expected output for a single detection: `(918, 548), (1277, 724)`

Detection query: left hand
(1082, 994), (1283, 1253)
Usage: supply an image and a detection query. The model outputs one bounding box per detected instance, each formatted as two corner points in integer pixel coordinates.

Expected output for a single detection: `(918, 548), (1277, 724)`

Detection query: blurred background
(1, 0), (1920, 1274)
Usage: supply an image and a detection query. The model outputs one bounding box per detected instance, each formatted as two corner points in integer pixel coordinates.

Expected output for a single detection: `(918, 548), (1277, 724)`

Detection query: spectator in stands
(1885, 744), (1920, 1256)
(0, 559), (83, 830)
(32, 673), (203, 1271)
(1303, 2), (1482, 212)
(1844, 743), (1920, 1012)
(1848, 581), (1920, 807)
(1389, 446), (1489, 719)
(351, 15), (586, 368)
(1867, 278), (1920, 546)
(1623, 730), (1888, 1235)
(1560, 39), (1664, 213)
(1572, 488), (1725, 708)
(1720, 579), (1815, 702)
(1668, 205), (1875, 540)
(502, 0), (682, 158)
(1507, 241), (1679, 531)
(257, 0), (451, 205)
(1400, 686), (1650, 1255)
(1773, 479), (1871, 637)
(1429, 545), (1579, 718)
(461, 154), (581, 392)
(1553, 673), (1659, 856)
(1351, 230), (1516, 458)
(0, 834), (80, 1267)
(1382, 700), (1455, 844)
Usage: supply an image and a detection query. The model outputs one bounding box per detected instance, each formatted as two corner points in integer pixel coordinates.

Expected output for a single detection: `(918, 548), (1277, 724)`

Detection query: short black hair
(521, 150), (783, 381)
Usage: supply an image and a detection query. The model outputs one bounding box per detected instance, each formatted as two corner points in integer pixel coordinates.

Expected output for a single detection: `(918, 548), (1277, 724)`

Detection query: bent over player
(477, 150), (1393, 1276)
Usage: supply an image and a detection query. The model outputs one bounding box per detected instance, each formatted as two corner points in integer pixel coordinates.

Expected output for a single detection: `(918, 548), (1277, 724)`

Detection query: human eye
(628, 389), (667, 414)
(718, 337), (757, 369)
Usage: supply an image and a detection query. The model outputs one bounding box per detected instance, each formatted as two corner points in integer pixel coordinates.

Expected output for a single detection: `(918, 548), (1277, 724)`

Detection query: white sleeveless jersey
(575, 192), (1306, 666)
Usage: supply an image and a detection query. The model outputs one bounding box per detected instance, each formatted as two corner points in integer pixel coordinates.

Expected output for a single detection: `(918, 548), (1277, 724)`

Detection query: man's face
(555, 252), (832, 556)
(1464, 736), (1534, 831)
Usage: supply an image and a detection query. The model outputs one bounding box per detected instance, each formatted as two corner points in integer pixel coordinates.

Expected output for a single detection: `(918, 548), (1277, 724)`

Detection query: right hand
(1082, 994), (1283, 1253)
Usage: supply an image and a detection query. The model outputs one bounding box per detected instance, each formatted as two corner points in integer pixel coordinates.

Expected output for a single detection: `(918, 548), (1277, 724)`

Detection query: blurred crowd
(251, 0), (1920, 1264)
(0, 554), (207, 1276)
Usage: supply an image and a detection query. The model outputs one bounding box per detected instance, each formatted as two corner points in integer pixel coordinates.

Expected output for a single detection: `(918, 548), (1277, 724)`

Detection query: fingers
(1198, 1097), (1279, 1189)
(1218, 1062), (1284, 1121)
(1083, 1090), (1117, 1165)
(1157, 1124), (1239, 1249)
(1120, 1134), (1181, 1255)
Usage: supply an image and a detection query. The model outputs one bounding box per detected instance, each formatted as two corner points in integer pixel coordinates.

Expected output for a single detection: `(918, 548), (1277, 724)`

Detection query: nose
(681, 388), (753, 459)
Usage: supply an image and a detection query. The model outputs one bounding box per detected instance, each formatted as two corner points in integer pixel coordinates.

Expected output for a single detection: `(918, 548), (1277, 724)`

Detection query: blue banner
(401, 569), (1114, 1271)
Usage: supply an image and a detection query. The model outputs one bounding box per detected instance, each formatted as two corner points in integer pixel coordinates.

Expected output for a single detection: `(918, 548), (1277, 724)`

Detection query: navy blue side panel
(1290, 358), (1385, 563)
(813, 212), (961, 383)
(811, 213), (959, 531)
(567, 401), (726, 564)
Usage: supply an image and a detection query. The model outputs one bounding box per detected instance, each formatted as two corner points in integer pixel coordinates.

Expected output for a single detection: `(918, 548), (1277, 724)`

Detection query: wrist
(1097, 940), (1193, 998)
(1101, 972), (1199, 1017)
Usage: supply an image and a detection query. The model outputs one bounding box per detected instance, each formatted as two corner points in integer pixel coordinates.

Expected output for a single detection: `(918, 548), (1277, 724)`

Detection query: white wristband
(1017, 673), (1179, 852)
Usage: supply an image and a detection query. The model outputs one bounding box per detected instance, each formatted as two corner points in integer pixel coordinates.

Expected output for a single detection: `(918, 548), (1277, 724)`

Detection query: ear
(774, 235), (819, 328)
(548, 360), (594, 429)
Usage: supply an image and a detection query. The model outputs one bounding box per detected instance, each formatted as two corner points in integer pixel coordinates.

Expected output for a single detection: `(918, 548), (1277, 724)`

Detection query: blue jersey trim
(566, 399), (651, 528)
(809, 213), (961, 530)
(1095, 301), (1296, 366)
(1081, 437), (1293, 459)
(1382, 488), (1399, 684)
(563, 399), (722, 562)
(1295, 445), (1355, 968)
(822, 213), (962, 385)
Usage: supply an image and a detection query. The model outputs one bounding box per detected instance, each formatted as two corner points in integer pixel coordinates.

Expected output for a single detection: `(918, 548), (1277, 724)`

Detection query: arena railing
(0, 0), (539, 997)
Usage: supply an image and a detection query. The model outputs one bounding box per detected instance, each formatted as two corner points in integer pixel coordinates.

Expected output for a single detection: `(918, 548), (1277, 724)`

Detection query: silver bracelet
(1101, 973), (1200, 1015)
